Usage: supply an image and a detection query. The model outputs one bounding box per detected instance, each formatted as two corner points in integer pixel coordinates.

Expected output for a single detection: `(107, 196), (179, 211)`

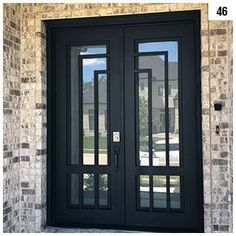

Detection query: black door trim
(46, 10), (203, 232)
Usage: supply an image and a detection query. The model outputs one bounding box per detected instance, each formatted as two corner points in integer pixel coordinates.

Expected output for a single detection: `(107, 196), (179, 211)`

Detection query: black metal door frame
(46, 10), (203, 232)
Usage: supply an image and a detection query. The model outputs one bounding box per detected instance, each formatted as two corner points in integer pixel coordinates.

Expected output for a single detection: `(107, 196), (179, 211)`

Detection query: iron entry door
(48, 11), (202, 232)
(51, 28), (125, 225)
(124, 24), (202, 231)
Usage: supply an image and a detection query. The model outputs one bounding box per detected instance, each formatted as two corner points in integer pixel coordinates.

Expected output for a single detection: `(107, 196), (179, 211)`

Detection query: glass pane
(75, 45), (107, 55)
(83, 58), (107, 165)
(170, 176), (181, 209)
(99, 174), (108, 207)
(70, 47), (80, 165)
(138, 55), (166, 166)
(139, 175), (150, 208)
(138, 42), (178, 61)
(168, 43), (179, 167)
(153, 176), (167, 208)
(138, 41), (180, 167)
(138, 72), (149, 166)
(98, 74), (108, 165)
(83, 174), (95, 206)
(70, 173), (79, 205)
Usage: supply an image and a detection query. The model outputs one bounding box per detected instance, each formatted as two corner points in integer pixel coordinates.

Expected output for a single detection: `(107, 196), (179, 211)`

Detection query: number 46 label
(216, 7), (228, 16)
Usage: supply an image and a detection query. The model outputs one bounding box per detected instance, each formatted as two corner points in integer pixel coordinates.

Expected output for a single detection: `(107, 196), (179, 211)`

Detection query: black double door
(48, 11), (203, 232)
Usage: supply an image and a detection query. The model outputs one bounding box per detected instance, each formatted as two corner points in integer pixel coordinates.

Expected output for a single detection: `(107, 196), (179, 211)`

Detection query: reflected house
(139, 55), (179, 135)
(81, 55), (178, 138)
(83, 77), (107, 137)
(70, 46), (108, 139)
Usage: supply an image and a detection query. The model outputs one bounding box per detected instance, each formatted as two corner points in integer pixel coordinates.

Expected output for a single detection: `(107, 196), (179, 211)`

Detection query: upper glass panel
(75, 45), (107, 55)
(70, 44), (107, 166)
(137, 41), (179, 167)
(138, 55), (166, 166)
(83, 58), (107, 165)
(98, 74), (108, 165)
(138, 72), (149, 166)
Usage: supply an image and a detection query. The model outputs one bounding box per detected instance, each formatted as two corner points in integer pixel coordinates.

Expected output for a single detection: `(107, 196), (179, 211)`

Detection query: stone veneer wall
(3, 3), (233, 233)
(206, 21), (233, 232)
(3, 3), (21, 232)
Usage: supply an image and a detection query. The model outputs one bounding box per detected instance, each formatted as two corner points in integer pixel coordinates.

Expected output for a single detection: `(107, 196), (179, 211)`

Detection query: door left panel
(52, 28), (124, 226)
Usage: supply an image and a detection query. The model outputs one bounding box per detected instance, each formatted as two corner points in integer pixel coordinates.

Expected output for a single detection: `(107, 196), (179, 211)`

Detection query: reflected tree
(139, 96), (148, 140)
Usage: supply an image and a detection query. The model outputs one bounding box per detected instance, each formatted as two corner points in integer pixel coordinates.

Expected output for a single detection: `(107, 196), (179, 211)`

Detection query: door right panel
(124, 22), (202, 231)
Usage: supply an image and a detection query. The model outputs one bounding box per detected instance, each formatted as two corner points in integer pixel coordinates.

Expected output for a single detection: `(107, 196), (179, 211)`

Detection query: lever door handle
(114, 147), (120, 171)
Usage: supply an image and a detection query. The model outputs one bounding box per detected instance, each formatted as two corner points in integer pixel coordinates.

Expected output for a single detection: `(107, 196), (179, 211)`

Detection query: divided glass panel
(137, 41), (180, 167)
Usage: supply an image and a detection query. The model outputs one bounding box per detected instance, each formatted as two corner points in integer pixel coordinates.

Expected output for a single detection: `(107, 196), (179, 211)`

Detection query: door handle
(114, 147), (120, 171)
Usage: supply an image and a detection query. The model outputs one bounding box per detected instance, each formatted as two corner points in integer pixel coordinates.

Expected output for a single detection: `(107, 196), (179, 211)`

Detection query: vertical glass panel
(169, 140), (180, 166)
(139, 175), (150, 208)
(70, 47), (80, 165)
(98, 74), (108, 165)
(153, 175), (167, 208)
(70, 173), (79, 205)
(168, 43), (179, 167)
(170, 176), (181, 209)
(138, 41), (180, 167)
(83, 58), (107, 165)
(138, 72), (149, 166)
(83, 173), (95, 206)
(138, 55), (166, 166)
(76, 45), (107, 55)
(99, 174), (108, 207)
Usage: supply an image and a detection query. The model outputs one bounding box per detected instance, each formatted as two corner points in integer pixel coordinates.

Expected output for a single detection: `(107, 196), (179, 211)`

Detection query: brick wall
(3, 3), (233, 233)
(3, 3), (21, 232)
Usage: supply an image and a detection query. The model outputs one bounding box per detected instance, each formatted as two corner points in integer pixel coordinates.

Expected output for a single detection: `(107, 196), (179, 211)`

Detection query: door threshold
(44, 226), (139, 233)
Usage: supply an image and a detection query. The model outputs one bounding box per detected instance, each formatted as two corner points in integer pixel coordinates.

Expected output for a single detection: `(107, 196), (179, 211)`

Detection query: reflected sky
(138, 41), (178, 62)
(83, 58), (107, 82)
(82, 42), (177, 81)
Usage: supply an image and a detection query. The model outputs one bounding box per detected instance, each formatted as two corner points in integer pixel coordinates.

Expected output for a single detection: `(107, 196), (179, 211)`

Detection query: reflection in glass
(99, 174), (108, 207)
(70, 174), (79, 205)
(83, 58), (107, 165)
(153, 176), (167, 208)
(138, 73), (149, 166)
(139, 55), (166, 166)
(169, 139), (180, 166)
(170, 176), (181, 209)
(98, 74), (108, 165)
(168, 47), (179, 166)
(75, 45), (107, 55)
(139, 175), (150, 208)
(138, 41), (180, 167)
(138, 41), (178, 61)
(83, 173), (95, 206)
